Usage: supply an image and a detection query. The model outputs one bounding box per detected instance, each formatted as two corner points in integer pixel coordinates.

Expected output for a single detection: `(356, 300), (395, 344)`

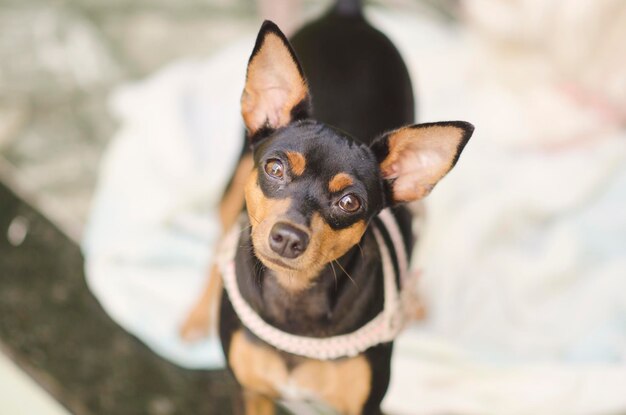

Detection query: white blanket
(83, 6), (626, 414)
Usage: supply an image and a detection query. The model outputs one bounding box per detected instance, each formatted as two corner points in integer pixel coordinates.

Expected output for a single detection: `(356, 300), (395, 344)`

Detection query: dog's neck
(235, 224), (384, 338)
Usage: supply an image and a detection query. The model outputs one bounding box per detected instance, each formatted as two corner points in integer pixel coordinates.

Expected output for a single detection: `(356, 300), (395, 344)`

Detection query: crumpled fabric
(83, 5), (626, 414)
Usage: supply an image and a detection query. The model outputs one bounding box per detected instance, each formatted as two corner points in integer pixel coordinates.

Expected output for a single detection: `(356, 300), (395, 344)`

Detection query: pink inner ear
(244, 85), (289, 131)
(390, 150), (445, 200)
(382, 125), (466, 202)
(241, 33), (308, 134)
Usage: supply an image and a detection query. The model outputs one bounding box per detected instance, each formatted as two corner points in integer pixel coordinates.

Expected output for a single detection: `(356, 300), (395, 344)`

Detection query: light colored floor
(0, 351), (70, 415)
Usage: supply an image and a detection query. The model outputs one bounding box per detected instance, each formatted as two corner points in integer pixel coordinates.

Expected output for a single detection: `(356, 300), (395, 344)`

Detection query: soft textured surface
(83, 39), (251, 369)
(83, 5), (626, 414)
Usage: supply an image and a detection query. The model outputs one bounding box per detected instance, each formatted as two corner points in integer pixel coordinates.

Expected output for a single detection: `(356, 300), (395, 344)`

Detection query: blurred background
(1, 0), (625, 414)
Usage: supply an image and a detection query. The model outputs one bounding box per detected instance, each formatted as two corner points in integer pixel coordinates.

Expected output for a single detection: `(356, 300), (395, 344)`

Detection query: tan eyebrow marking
(286, 151), (306, 176)
(328, 173), (354, 193)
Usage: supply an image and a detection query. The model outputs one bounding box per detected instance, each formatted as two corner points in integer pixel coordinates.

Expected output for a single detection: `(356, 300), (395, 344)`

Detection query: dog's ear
(371, 121), (474, 204)
(241, 20), (311, 143)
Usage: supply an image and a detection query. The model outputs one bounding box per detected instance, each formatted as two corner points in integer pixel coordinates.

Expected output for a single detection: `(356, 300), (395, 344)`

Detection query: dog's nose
(268, 222), (309, 259)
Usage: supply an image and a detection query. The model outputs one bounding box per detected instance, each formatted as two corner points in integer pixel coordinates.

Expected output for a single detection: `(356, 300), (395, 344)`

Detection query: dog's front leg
(242, 390), (275, 415)
(180, 154), (253, 341)
(179, 264), (222, 341)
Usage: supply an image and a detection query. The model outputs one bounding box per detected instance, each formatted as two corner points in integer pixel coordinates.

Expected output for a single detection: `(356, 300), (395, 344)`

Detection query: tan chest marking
(229, 330), (372, 414)
(289, 355), (372, 415)
(229, 330), (288, 398)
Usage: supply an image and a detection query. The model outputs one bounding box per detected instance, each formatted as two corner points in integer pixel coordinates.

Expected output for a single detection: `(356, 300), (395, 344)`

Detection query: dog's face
(245, 120), (383, 285)
(241, 22), (473, 289)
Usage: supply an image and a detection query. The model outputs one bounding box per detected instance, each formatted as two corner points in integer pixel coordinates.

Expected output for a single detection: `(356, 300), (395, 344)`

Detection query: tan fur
(286, 151), (306, 176)
(230, 330), (287, 399)
(380, 125), (466, 202)
(179, 264), (222, 341)
(290, 357), (372, 415)
(245, 170), (292, 229)
(241, 33), (308, 134)
(229, 330), (371, 415)
(311, 213), (366, 265)
(328, 172), (354, 193)
(244, 392), (275, 415)
(245, 170), (309, 291)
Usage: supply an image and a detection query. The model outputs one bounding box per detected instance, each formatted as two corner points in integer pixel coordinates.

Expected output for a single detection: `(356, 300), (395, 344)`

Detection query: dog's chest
(228, 329), (372, 413)
(261, 277), (333, 329)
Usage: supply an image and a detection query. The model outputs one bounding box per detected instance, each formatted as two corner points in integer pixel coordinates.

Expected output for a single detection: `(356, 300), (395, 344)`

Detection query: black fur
(290, 8), (415, 143)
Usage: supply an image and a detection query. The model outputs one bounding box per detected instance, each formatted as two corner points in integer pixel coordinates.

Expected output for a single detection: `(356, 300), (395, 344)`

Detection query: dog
(182, 2), (473, 414)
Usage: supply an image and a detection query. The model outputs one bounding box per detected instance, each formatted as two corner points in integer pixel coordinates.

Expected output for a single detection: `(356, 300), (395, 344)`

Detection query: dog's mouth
(256, 252), (298, 271)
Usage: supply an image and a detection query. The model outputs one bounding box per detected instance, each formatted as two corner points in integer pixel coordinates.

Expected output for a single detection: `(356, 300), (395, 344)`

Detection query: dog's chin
(256, 252), (299, 272)
(254, 248), (322, 277)
(250, 231), (322, 281)
(254, 251), (324, 292)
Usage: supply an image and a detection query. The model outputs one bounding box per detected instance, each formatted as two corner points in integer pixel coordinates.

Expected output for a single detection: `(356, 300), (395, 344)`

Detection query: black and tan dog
(182, 2), (473, 414)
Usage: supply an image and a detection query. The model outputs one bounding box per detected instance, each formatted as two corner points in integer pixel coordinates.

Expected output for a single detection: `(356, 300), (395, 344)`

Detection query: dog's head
(241, 21), (473, 290)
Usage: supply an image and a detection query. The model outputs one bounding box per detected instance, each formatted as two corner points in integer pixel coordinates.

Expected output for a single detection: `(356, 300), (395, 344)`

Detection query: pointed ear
(241, 20), (311, 142)
(371, 121), (474, 204)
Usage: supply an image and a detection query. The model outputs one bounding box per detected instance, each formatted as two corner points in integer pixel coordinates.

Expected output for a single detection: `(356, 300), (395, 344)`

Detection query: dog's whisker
(253, 260), (263, 285)
(247, 212), (262, 227)
(238, 224), (253, 235)
(334, 259), (357, 288)
(329, 261), (338, 291)
(356, 242), (365, 260)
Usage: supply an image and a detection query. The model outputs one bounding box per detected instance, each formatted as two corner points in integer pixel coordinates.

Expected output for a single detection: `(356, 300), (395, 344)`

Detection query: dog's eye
(338, 194), (361, 213)
(264, 159), (284, 179)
